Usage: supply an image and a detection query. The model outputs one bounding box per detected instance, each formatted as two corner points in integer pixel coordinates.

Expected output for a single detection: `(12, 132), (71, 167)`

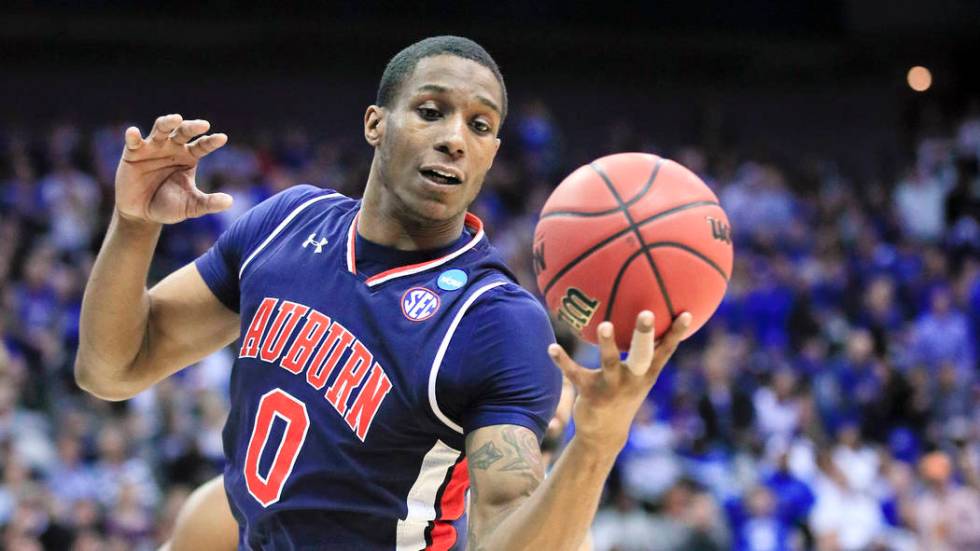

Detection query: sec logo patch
(401, 287), (441, 322)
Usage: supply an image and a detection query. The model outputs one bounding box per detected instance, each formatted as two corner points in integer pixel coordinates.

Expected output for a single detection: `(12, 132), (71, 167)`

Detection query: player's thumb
(548, 344), (586, 389)
(199, 192), (233, 215)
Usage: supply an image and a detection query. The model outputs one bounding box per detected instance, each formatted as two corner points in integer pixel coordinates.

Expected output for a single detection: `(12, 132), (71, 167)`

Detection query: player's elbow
(73, 357), (143, 402)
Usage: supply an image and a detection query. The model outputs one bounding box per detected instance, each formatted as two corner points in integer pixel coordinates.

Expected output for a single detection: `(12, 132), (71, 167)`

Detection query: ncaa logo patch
(437, 269), (468, 291)
(401, 287), (441, 322)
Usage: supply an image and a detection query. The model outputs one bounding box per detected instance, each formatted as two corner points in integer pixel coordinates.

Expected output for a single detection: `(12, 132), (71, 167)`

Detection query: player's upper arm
(133, 262), (240, 386)
(466, 423), (594, 551)
(465, 424), (545, 544)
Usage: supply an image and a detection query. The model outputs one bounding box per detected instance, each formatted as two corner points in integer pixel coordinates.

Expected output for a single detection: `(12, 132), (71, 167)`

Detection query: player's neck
(359, 181), (466, 251)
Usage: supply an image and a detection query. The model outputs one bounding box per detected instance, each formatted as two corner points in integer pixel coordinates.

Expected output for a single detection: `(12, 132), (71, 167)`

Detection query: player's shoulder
(465, 280), (551, 330)
(261, 184), (353, 216)
(224, 184), (355, 248)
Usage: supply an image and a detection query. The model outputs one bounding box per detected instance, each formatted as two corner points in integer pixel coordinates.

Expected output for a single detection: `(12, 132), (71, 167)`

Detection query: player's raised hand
(115, 114), (232, 225)
(547, 310), (692, 451)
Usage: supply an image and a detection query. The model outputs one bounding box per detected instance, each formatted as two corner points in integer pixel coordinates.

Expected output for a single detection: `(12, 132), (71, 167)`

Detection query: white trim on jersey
(238, 192), (343, 279)
(395, 439), (461, 550)
(346, 211), (358, 275)
(365, 223), (485, 287)
(344, 210), (487, 287)
(428, 280), (508, 434)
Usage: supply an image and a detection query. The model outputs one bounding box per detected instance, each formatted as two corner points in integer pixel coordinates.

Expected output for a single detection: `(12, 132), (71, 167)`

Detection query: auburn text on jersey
(239, 296), (393, 441)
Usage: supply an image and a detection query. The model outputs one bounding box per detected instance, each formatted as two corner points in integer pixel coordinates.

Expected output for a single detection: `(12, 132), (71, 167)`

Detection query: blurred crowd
(0, 100), (978, 550)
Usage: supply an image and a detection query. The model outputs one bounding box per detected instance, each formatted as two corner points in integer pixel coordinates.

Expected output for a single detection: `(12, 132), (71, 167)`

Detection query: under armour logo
(302, 233), (329, 254)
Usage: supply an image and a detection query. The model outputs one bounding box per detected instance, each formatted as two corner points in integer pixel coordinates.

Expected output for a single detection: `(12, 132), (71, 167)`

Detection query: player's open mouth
(419, 168), (462, 186)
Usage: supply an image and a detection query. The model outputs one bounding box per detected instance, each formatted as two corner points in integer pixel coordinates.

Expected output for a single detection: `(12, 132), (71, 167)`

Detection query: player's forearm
(471, 436), (617, 551)
(75, 210), (163, 400)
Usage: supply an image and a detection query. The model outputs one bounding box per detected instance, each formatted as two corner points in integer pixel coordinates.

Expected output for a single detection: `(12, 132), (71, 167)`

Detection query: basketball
(533, 153), (734, 351)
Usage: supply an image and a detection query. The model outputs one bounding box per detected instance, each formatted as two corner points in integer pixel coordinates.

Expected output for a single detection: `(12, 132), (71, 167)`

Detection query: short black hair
(376, 35), (508, 123)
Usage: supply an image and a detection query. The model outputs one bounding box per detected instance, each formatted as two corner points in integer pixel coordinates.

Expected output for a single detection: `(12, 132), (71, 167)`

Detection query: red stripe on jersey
(363, 213), (484, 286)
(427, 522), (456, 551)
(426, 458), (469, 551)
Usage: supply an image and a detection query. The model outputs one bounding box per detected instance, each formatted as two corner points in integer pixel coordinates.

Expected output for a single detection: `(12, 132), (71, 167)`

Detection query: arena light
(907, 66), (932, 92)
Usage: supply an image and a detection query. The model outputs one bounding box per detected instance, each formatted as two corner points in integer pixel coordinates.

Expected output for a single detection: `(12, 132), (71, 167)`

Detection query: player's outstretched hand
(547, 310), (692, 451)
(115, 114), (232, 225)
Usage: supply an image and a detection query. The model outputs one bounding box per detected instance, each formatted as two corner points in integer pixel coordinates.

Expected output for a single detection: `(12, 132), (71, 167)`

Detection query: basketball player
(76, 36), (691, 549)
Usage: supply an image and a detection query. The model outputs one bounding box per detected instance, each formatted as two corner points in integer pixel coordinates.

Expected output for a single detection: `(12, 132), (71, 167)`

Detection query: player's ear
(364, 105), (385, 147)
(488, 137), (501, 169)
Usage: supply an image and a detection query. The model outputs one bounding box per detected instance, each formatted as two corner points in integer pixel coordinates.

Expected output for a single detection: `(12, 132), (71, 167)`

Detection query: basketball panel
(632, 204), (733, 278)
(624, 160), (721, 222)
(542, 231), (639, 346)
(605, 252), (674, 349)
(539, 164), (622, 216)
(648, 246), (730, 339)
(533, 210), (631, 295)
(591, 153), (661, 204)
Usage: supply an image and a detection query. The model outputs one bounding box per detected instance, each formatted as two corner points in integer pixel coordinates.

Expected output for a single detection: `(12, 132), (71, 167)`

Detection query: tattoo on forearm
(470, 441), (504, 470)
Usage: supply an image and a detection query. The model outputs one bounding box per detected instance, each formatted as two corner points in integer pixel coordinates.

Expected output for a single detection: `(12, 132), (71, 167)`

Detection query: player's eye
(471, 119), (492, 134)
(417, 107), (441, 121)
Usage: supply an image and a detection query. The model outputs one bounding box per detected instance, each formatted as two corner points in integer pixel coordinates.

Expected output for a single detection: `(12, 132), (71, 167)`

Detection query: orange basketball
(533, 153), (733, 351)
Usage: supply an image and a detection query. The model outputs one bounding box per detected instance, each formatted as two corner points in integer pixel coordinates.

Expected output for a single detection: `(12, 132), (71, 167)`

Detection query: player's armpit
(465, 424), (545, 547)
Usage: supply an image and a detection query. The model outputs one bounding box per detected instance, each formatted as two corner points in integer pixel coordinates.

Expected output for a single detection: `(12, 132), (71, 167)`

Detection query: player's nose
(434, 115), (466, 160)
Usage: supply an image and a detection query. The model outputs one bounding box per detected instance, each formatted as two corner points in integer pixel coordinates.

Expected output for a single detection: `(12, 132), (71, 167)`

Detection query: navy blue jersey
(194, 185), (561, 550)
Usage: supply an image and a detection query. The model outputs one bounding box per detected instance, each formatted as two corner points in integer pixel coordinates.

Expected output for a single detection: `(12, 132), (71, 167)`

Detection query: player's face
(370, 55), (503, 223)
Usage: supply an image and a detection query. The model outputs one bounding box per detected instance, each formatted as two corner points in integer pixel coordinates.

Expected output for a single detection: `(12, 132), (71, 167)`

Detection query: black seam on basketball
(589, 162), (676, 318)
(603, 248), (642, 322)
(539, 158), (664, 219)
(646, 242), (730, 281)
(541, 200), (720, 295)
(603, 243), (729, 323)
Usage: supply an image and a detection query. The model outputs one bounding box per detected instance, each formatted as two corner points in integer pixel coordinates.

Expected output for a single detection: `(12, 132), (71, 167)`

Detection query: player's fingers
(188, 133), (228, 159)
(659, 312), (691, 355)
(121, 155), (193, 173)
(148, 114), (183, 143)
(548, 344), (588, 389)
(625, 310), (655, 376)
(596, 321), (621, 371)
(646, 312), (691, 382)
(169, 119), (210, 145)
(124, 126), (144, 151)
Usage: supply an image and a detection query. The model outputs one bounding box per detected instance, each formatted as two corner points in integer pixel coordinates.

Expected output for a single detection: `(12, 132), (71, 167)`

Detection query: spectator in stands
(909, 285), (975, 379)
(913, 451), (980, 550)
(753, 368), (800, 442)
(893, 163), (954, 243)
(619, 401), (683, 503)
(90, 425), (159, 513)
(761, 438), (814, 544)
(698, 343), (755, 450)
(725, 485), (794, 551)
(809, 451), (885, 551)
